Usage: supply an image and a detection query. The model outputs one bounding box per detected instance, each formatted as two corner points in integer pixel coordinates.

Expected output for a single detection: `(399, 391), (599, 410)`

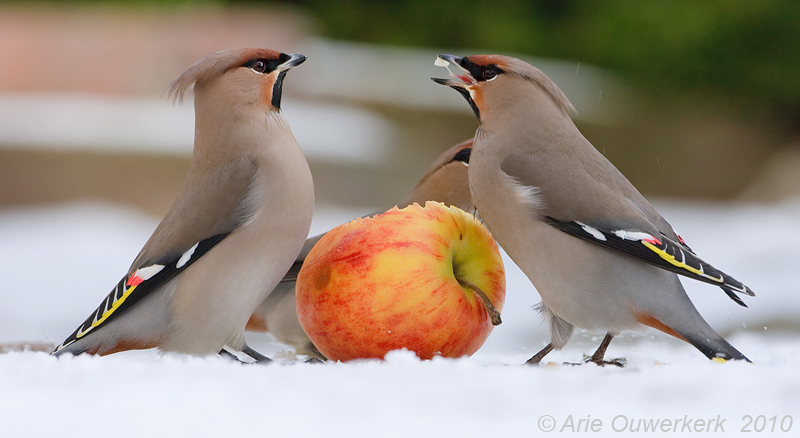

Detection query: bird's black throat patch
(272, 70), (288, 110)
(452, 86), (480, 120)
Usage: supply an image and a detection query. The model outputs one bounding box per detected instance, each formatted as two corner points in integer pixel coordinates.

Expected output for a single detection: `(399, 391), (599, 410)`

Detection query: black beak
(431, 77), (452, 86)
(437, 54), (463, 66)
(430, 54), (476, 88)
(277, 53), (307, 71)
(432, 54), (480, 119)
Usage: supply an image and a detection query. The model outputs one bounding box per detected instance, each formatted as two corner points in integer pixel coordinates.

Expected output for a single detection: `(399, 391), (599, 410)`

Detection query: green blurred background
(1, 0), (799, 215)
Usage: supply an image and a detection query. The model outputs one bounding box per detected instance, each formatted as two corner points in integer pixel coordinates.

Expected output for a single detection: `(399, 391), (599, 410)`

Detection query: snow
(1, 200), (799, 436)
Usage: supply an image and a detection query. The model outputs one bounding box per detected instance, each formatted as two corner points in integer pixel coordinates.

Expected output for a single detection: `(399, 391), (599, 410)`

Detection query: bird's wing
(498, 152), (753, 306)
(543, 217), (754, 306)
(132, 158), (258, 269)
(54, 159), (258, 353)
(53, 233), (229, 353)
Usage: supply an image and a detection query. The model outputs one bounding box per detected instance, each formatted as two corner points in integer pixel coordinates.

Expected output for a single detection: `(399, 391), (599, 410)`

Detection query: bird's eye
(483, 68), (497, 81)
(250, 60), (268, 73)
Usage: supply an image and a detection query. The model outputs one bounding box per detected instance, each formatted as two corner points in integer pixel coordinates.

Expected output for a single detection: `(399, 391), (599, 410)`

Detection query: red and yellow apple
(295, 201), (505, 361)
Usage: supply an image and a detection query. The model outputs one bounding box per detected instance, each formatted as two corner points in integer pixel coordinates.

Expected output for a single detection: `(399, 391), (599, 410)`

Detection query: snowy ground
(1, 200), (799, 436)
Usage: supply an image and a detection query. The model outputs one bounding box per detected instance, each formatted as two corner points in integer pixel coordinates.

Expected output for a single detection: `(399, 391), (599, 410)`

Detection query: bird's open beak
(431, 54), (476, 88)
(277, 53), (307, 71)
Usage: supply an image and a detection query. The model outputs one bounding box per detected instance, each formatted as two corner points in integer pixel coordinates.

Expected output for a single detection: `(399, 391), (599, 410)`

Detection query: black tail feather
(679, 329), (751, 363)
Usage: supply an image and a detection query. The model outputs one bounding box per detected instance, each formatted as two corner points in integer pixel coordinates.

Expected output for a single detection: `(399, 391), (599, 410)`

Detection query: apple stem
(457, 279), (502, 326)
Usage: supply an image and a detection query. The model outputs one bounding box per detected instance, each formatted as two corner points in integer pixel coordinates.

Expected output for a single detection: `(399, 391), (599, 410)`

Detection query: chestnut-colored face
(232, 49), (307, 111)
(167, 48), (308, 113)
(432, 54), (509, 119)
(241, 52), (293, 75)
(456, 55), (507, 83)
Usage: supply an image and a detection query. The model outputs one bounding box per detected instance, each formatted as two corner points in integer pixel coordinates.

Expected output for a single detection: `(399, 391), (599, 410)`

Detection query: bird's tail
(636, 298), (750, 363)
(51, 341), (89, 357)
(674, 326), (751, 363)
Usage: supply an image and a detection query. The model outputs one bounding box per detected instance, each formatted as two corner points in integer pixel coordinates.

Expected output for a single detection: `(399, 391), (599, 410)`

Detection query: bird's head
(168, 48), (306, 113)
(432, 54), (574, 121)
(402, 139), (474, 214)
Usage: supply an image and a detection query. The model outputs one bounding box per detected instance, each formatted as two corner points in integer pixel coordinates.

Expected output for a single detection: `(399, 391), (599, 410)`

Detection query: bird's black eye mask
(460, 58), (505, 82)
(242, 54), (292, 110)
(450, 147), (471, 165)
(243, 53), (291, 74)
(455, 58), (504, 120)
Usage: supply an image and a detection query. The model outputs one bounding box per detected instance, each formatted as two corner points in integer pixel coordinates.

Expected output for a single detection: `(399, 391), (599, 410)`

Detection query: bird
(245, 139), (475, 358)
(52, 48), (314, 362)
(433, 54), (754, 365)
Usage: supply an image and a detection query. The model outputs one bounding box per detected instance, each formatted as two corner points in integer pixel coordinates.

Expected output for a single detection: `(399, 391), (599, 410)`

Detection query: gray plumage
(53, 48), (313, 358)
(434, 54), (752, 363)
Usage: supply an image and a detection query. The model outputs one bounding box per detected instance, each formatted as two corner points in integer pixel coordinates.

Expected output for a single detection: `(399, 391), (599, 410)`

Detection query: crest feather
(167, 48), (282, 103)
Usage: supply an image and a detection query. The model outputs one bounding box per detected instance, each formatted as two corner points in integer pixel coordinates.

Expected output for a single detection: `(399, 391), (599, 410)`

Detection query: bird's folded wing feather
(544, 216), (754, 306)
(498, 152), (753, 306)
(131, 158), (258, 269)
(53, 233), (229, 353)
(54, 159), (259, 353)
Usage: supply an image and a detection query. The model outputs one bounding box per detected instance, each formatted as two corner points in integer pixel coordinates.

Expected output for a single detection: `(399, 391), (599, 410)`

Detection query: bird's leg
(586, 333), (624, 367)
(219, 348), (248, 364)
(303, 344), (327, 364)
(242, 345), (273, 364)
(525, 343), (555, 366)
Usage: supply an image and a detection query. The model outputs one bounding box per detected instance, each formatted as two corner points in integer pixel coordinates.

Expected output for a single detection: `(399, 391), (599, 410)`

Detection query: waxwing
(53, 48), (314, 362)
(434, 54), (753, 365)
(246, 139), (474, 358)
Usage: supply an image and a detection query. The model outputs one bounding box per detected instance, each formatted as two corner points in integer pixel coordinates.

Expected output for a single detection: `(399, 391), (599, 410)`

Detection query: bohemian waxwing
(246, 139), (475, 358)
(52, 49), (314, 362)
(434, 54), (754, 365)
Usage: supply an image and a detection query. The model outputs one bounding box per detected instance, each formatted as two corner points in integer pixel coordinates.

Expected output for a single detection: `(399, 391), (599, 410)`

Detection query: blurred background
(2, 0), (799, 212)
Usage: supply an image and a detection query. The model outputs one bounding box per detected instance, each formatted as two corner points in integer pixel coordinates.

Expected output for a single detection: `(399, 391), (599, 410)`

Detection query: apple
(295, 201), (506, 361)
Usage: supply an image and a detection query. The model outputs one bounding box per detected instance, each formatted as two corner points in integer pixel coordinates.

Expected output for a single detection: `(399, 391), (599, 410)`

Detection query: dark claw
(242, 345), (273, 364)
(584, 357), (626, 368)
(218, 348), (248, 364)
